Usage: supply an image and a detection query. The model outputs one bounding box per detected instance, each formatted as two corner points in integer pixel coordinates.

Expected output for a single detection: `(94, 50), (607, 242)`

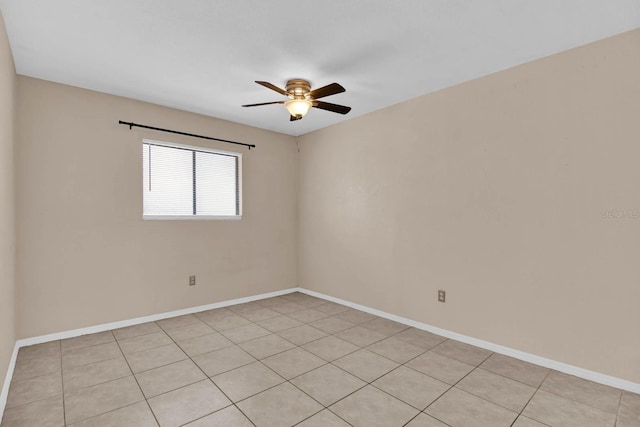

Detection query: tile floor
(1, 292), (638, 427)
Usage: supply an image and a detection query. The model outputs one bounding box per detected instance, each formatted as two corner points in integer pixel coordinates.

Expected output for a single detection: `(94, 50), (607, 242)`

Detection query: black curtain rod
(119, 120), (255, 150)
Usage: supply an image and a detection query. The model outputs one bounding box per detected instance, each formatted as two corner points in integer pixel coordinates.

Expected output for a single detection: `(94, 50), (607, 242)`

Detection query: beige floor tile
(256, 296), (290, 307)
(309, 316), (355, 334)
(619, 391), (640, 423)
(297, 297), (328, 314)
(61, 331), (115, 353)
(6, 371), (62, 409)
(426, 387), (518, 427)
(361, 318), (409, 336)
(373, 366), (449, 410)
(279, 292), (305, 301)
(331, 385), (419, 427)
(540, 370), (621, 413)
(63, 357), (131, 392)
(148, 380), (231, 427)
(9, 295), (636, 427)
(285, 293), (326, 307)
(184, 405), (253, 426)
(431, 340), (492, 366)
(17, 341), (60, 361)
(456, 368), (536, 412)
(288, 308), (331, 323)
(480, 353), (549, 387)
(406, 351), (474, 385)
(367, 336), (425, 363)
(212, 361), (284, 402)
(238, 333), (295, 359)
(12, 354), (61, 382)
(165, 323), (215, 342)
(404, 413), (449, 427)
(0, 395), (64, 427)
(296, 409), (351, 426)
(291, 364), (366, 406)
(393, 328), (446, 350)
(269, 302), (306, 315)
(67, 401), (158, 427)
(314, 302), (351, 315)
(125, 343), (187, 374)
(333, 349), (398, 382)
(335, 309), (377, 324)
(177, 333), (233, 358)
(262, 347), (325, 380)
(64, 376), (144, 424)
(62, 342), (122, 370)
(335, 326), (387, 347)
(136, 359), (206, 398)
(277, 324), (328, 345)
(228, 302), (264, 314)
(230, 302), (266, 313)
(256, 315), (303, 332)
(238, 307), (280, 322)
(193, 308), (233, 323)
(156, 314), (202, 331)
(511, 416), (549, 427)
(220, 323), (271, 344)
(118, 331), (172, 355)
(192, 345), (256, 377)
(522, 389), (616, 427)
(302, 335), (360, 362)
(201, 313), (252, 331)
(237, 382), (323, 427)
(112, 322), (162, 341)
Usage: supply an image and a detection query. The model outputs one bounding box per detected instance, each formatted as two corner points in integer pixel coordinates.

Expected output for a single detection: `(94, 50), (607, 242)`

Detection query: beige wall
(0, 10), (16, 389)
(298, 30), (640, 383)
(16, 77), (298, 338)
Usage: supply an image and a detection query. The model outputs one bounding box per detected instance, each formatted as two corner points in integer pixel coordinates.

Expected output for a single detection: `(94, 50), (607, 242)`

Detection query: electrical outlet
(438, 290), (446, 303)
(189, 275), (196, 286)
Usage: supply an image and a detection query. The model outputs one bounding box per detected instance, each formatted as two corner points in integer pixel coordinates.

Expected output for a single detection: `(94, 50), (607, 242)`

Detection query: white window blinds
(142, 141), (241, 219)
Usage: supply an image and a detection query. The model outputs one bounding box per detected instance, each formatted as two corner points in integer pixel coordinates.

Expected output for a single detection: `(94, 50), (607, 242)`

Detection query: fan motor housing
(285, 79), (311, 98)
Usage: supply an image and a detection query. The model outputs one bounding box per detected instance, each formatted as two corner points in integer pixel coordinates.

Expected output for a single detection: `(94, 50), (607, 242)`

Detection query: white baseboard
(0, 343), (19, 423)
(298, 288), (640, 394)
(0, 287), (299, 421)
(16, 288), (299, 347)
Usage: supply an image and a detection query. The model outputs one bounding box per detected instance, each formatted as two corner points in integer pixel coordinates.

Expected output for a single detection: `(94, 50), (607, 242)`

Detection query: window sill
(143, 215), (242, 221)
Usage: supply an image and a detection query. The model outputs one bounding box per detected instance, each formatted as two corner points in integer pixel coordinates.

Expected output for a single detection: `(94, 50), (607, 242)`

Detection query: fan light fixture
(285, 99), (312, 117)
(242, 80), (351, 122)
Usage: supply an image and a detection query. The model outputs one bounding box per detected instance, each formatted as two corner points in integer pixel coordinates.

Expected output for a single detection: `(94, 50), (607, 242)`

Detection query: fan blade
(313, 101), (351, 115)
(255, 81), (288, 96)
(242, 101), (285, 107)
(290, 115), (303, 121)
(308, 83), (345, 99)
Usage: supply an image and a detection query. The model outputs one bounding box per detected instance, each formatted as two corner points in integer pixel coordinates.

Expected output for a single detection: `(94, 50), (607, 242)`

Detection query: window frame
(142, 139), (243, 221)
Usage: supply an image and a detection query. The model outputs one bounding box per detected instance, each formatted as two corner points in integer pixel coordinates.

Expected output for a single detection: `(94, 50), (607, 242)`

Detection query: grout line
(509, 369), (553, 427)
(157, 317), (259, 427)
(58, 341), (67, 426)
(616, 387), (624, 422)
(112, 330), (162, 427)
(213, 296), (358, 425)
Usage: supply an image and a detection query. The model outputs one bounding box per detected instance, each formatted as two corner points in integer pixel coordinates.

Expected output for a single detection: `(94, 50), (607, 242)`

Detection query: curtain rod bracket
(118, 120), (256, 150)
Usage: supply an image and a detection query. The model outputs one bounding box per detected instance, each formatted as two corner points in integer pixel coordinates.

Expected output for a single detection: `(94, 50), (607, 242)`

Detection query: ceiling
(1, 1), (638, 136)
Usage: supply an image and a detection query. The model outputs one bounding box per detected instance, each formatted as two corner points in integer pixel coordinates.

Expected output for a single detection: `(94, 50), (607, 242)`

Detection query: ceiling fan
(242, 79), (351, 121)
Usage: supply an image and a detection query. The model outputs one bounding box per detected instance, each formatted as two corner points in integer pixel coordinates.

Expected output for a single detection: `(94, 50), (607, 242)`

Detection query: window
(142, 140), (241, 219)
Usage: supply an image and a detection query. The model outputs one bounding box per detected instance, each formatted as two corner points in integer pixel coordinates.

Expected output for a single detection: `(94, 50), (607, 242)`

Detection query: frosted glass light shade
(285, 99), (312, 117)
